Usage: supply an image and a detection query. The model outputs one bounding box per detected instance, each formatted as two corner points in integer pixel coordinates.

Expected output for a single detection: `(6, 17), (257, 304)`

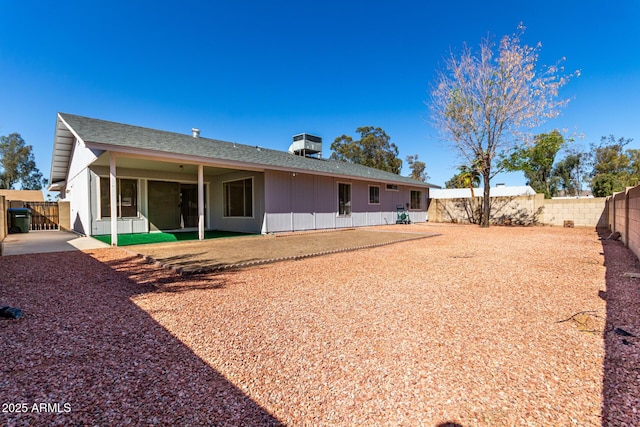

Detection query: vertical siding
(264, 170), (292, 213)
(263, 170), (429, 233)
(292, 173), (314, 213)
(351, 181), (368, 212)
(315, 213), (336, 229)
(313, 175), (335, 213)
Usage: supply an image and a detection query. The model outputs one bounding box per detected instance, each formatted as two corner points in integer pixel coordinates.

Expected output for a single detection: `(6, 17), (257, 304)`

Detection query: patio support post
(198, 164), (204, 240)
(109, 152), (118, 246)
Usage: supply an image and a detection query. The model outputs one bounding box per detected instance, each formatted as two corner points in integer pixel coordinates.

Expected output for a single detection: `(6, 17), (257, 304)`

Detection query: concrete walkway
(1, 230), (109, 256)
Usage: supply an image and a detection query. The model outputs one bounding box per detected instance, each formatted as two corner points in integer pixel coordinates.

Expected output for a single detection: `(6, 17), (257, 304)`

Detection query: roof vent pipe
(192, 128), (200, 138)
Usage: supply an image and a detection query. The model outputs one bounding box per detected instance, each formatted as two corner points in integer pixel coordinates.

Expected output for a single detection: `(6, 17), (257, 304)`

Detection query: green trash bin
(7, 208), (31, 233)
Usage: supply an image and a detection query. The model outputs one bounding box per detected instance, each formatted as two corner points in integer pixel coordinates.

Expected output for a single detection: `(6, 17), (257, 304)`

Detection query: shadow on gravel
(599, 231), (640, 427)
(149, 252), (264, 274)
(0, 251), (283, 426)
(128, 228), (441, 275)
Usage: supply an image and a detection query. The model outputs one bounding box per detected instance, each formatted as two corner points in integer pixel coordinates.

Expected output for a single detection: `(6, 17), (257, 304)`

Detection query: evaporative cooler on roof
(289, 133), (322, 158)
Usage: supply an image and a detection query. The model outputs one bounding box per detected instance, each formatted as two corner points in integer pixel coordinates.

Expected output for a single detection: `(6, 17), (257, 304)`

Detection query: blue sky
(1, 0), (639, 190)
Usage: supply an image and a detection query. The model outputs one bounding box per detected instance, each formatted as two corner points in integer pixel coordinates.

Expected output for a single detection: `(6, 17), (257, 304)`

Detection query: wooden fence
(8, 201), (60, 230)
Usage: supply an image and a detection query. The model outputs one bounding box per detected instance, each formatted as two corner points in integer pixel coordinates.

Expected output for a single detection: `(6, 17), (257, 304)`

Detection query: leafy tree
(552, 149), (586, 196)
(626, 149), (640, 184)
(588, 135), (637, 196)
(590, 135), (632, 176)
(502, 130), (566, 198)
(0, 133), (45, 190)
(591, 173), (624, 197)
(445, 163), (481, 197)
(430, 24), (578, 226)
(330, 127), (402, 174)
(406, 154), (429, 182)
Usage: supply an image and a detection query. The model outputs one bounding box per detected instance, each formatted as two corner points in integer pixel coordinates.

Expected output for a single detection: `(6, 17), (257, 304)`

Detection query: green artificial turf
(93, 230), (253, 246)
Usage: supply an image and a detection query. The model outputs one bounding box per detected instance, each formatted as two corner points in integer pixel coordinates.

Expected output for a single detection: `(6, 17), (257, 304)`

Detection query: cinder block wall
(614, 192), (627, 237)
(428, 194), (607, 228)
(0, 195), (6, 242)
(428, 195), (542, 225)
(540, 197), (608, 228)
(603, 185), (640, 261)
(625, 186), (640, 258)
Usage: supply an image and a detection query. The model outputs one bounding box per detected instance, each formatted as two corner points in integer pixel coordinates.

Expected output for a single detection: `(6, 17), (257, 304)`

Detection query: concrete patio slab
(1, 230), (109, 256)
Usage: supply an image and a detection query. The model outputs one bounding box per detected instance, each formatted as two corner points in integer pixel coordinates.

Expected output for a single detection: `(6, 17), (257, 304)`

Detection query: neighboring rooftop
(51, 113), (438, 189)
(430, 186), (536, 199)
(0, 189), (45, 202)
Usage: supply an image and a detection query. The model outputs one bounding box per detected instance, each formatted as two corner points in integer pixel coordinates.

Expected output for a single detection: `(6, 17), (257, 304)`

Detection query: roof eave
(49, 113), (82, 184)
(86, 141), (434, 188)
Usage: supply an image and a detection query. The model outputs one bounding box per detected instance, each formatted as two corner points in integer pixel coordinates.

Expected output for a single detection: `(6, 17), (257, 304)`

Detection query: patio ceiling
(90, 152), (251, 176)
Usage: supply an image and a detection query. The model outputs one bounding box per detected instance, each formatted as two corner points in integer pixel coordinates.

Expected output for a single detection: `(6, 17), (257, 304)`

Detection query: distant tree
(445, 163), (481, 197)
(552, 149), (587, 196)
(590, 135), (632, 176)
(591, 173), (623, 197)
(0, 133), (45, 190)
(429, 24), (578, 226)
(501, 130), (566, 198)
(588, 135), (636, 196)
(330, 127), (402, 174)
(406, 154), (429, 182)
(626, 149), (640, 186)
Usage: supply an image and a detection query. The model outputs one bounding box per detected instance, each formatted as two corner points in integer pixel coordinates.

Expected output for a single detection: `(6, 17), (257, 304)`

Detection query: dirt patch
(557, 310), (606, 334)
(126, 225), (438, 273)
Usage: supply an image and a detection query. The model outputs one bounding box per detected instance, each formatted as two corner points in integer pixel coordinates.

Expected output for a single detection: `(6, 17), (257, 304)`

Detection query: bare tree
(429, 24), (578, 226)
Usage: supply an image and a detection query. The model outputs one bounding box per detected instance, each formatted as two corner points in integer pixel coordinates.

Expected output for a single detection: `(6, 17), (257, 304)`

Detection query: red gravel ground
(1, 223), (639, 426)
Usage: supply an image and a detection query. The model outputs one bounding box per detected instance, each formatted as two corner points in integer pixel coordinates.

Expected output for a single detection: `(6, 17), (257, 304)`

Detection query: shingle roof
(57, 113), (436, 188)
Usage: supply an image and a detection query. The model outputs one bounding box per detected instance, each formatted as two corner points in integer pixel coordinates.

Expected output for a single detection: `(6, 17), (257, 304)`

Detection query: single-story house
(49, 113), (437, 245)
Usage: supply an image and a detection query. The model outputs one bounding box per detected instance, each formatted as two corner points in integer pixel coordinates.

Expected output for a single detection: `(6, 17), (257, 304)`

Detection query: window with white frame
(410, 190), (422, 209)
(223, 178), (253, 217)
(338, 183), (351, 215)
(369, 185), (380, 204)
(100, 178), (138, 218)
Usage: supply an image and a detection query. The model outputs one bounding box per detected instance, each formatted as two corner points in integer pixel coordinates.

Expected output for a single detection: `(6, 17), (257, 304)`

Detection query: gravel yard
(1, 223), (639, 426)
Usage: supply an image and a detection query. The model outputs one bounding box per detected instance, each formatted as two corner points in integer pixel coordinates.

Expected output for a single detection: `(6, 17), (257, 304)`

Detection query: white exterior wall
(62, 139), (101, 235)
(89, 165), (215, 236)
(65, 168), (92, 234)
(90, 168), (147, 235)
